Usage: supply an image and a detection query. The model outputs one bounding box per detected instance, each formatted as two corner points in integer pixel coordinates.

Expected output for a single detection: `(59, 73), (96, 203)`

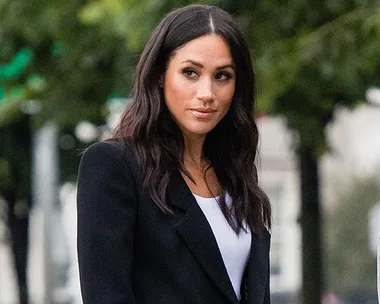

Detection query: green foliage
(237, 2), (380, 154)
(0, 47), (33, 79)
(0, 114), (32, 197)
(324, 175), (380, 297)
(1, 0), (379, 135)
(0, 0), (134, 128)
(0, 100), (24, 126)
(0, 158), (11, 189)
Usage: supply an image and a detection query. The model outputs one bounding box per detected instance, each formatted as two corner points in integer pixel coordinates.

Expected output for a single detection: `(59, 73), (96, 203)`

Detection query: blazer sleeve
(263, 273), (270, 303)
(77, 141), (138, 304)
(264, 230), (271, 304)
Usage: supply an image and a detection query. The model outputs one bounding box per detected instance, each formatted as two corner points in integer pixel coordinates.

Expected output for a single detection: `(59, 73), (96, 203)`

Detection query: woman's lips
(190, 108), (216, 118)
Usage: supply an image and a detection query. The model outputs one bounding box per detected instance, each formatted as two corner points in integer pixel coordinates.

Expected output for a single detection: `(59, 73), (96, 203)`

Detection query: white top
(193, 193), (251, 300)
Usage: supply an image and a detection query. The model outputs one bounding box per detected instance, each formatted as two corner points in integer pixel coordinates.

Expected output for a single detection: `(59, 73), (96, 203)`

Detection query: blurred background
(1, 0), (380, 303)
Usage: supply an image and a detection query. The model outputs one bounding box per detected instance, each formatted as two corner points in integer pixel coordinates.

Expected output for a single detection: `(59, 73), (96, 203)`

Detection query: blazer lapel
(246, 230), (270, 303)
(167, 171), (239, 304)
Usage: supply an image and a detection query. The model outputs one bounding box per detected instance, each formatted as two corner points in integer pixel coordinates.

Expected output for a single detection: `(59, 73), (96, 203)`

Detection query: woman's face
(163, 34), (236, 139)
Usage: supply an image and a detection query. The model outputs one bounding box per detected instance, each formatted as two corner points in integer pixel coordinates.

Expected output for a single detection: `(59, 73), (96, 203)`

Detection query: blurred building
(322, 104), (380, 205)
(257, 116), (301, 301)
(257, 104), (380, 302)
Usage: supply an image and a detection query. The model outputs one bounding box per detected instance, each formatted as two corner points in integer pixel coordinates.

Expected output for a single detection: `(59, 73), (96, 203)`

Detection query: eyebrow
(181, 59), (235, 70)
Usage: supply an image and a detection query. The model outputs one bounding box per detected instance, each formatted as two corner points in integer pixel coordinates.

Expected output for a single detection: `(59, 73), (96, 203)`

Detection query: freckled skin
(163, 34), (236, 139)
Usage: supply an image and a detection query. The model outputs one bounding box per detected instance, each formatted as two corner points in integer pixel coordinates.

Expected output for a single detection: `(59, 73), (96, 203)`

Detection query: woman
(77, 4), (271, 304)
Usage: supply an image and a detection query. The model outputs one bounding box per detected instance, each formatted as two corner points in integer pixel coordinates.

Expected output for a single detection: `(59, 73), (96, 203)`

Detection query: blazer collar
(167, 170), (270, 304)
(166, 170), (193, 211)
(167, 170), (239, 303)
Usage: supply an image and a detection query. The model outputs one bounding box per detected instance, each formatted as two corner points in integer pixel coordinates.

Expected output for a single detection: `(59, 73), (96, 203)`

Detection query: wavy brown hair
(114, 4), (271, 233)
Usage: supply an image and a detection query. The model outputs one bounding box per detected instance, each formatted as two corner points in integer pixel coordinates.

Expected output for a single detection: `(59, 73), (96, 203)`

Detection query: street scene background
(1, 1), (380, 303)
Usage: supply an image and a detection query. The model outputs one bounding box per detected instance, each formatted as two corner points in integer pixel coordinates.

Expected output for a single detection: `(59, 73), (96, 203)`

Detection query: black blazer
(77, 139), (270, 304)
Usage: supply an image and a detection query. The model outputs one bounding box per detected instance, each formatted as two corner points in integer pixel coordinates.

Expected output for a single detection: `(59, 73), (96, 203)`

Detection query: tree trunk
(4, 191), (30, 304)
(299, 147), (323, 304)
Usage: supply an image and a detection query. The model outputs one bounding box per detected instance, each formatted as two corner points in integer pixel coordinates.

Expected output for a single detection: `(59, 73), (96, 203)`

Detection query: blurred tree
(0, 0), (136, 302)
(0, 114), (31, 304)
(325, 175), (380, 301)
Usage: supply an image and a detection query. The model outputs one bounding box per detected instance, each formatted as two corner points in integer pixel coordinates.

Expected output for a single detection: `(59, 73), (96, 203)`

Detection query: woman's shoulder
(81, 138), (137, 169)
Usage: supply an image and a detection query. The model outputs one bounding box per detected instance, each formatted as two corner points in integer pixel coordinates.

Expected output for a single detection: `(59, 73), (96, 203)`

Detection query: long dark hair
(114, 4), (271, 233)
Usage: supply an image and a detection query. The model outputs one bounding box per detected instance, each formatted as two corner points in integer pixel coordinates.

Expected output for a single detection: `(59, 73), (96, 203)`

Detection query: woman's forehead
(168, 35), (234, 68)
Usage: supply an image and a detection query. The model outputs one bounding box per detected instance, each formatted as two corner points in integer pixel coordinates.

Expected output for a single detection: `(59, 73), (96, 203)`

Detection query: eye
(182, 68), (198, 79)
(215, 71), (233, 81)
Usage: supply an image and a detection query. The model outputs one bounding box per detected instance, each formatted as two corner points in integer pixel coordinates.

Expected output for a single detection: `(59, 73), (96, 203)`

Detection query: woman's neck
(182, 133), (207, 169)
(181, 133), (221, 197)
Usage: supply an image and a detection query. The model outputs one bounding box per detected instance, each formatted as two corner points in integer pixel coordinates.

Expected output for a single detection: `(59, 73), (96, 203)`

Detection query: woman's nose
(196, 78), (215, 102)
